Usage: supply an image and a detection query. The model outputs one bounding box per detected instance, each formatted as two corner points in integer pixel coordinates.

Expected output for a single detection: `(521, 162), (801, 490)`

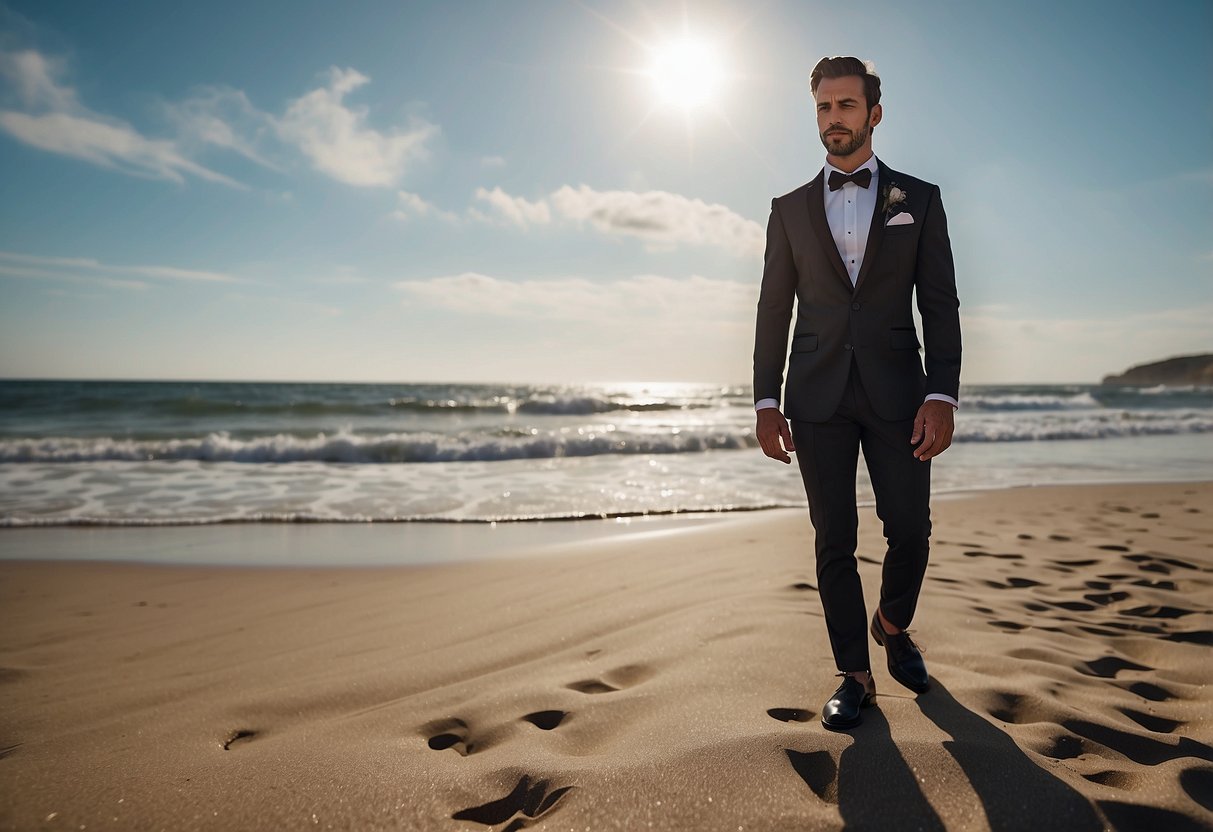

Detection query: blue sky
(1, 0), (1209, 384)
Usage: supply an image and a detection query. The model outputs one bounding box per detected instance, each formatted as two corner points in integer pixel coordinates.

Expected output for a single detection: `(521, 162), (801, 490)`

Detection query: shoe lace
(835, 670), (876, 695)
(901, 629), (927, 653)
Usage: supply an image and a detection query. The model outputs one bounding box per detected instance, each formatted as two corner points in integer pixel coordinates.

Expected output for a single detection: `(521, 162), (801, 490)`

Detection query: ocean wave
(0, 503), (788, 527)
(963, 392), (1102, 410)
(3, 410), (1212, 463)
(514, 397), (695, 414)
(0, 428), (757, 463)
(0, 392), (709, 418)
(956, 411), (1213, 442)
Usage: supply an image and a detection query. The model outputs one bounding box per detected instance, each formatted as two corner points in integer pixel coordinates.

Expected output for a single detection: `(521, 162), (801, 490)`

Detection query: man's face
(814, 75), (880, 156)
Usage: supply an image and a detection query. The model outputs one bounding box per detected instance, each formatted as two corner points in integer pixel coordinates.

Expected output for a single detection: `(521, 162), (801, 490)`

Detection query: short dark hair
(810, 56), (881, 112)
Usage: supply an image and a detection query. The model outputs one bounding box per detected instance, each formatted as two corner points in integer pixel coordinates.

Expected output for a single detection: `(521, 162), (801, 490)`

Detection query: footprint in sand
(566, 663), (654, 694)
(1082, 769), (1144, 789)
(222, 729), (257, 750)
(1130, 578), (1178, 590)
(989, 620), (1028, 631)
(1040, 732), (1087, 760)
(424, 717), (474, 755)
(1084, 591), (1131, 606)
(1097, 621), (1164, 636)
(767, 707), (813, 723)
(1051, 600), (1097, 612)
(424, 709), (570, 756)
(452, 773), (574, 830)
(1114, 706), (1183, 734)
(1078, 656), (1152, 679)
(1119, 604), (1195, 620)
(521, 710), (566, 730)
(1164, 630), (1213, 646)
(964, 551), (1025, 560)
(1061, 717), (1213, 766)
(983, 577), (1045, 589)
(1121, 680), (1174, 702)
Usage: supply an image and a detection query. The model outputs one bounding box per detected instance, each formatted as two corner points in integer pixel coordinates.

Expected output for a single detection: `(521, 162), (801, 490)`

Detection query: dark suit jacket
(753, 156), (961, 422)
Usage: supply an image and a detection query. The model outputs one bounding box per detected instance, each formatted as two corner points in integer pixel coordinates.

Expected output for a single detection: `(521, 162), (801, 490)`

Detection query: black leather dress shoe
(821, 672), (875, 731)
(870, 610), (930, 693)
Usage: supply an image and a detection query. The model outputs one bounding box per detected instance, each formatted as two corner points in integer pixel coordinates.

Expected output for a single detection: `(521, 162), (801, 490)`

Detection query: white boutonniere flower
(881, 182), (907, 216)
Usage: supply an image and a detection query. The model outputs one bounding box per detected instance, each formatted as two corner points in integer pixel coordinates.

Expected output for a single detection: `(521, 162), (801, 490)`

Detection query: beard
(820, 121), (870, 156)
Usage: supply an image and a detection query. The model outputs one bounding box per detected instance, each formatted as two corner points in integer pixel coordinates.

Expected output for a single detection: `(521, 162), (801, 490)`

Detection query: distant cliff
(1101, 353), (1213, 386)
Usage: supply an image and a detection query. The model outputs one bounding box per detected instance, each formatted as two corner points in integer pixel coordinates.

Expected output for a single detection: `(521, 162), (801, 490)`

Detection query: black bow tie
(827, 168), (872, 191)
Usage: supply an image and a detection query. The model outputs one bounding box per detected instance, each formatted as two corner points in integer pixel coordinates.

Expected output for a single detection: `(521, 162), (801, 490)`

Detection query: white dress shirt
(755, 153), (959, 412)
(825, 152), (880, 287)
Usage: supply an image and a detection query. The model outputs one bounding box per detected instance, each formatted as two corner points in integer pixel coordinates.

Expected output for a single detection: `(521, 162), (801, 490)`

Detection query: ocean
(1, 379), (1211, 527)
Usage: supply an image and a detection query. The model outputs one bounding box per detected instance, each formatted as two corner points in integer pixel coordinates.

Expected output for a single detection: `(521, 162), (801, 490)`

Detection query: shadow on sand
(788, 679), (1104, 829)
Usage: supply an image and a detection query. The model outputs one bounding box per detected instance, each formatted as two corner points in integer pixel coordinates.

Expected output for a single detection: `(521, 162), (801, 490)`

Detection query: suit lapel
(853, 156), (897, 296)
(805, 171), (855, 293)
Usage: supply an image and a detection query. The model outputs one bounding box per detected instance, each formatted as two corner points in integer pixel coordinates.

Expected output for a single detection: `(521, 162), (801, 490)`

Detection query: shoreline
(2, 480), (1211, 829)
(1, 478), (1210, 569)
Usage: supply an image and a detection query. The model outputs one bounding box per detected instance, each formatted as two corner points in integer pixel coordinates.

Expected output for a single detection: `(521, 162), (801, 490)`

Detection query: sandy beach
(1, 481), (1211, 831)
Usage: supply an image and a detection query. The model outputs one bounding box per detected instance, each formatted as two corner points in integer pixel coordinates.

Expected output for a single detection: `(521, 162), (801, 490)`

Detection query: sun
(647, 37), (726, 110)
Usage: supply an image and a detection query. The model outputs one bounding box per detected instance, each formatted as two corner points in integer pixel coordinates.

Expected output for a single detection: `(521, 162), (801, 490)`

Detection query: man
(752, 56), (961, 731)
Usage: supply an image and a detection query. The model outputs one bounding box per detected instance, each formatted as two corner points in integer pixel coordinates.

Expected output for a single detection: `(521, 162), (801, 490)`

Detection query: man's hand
(911, 400), (955, 461)
(756, 408), (796, 464)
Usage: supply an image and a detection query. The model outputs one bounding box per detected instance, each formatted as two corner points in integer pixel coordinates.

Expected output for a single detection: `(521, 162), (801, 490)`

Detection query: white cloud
(550, 185), (763, 255)
(0, 262), (149, 290)
(467, 184), (763, 256)
(0, 49), (78, 111)
(274, 66), (438, 187)
(0, 48), (246, 188)
(391, 190), (458, 222)
(0, 250), (242, 286)
(159, 85), (284, 171)
(0, 48), (439, 189)
(472, 186), (552, 227)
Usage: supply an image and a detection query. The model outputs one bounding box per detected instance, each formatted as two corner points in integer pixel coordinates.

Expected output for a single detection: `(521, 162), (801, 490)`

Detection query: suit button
(851, 302), (861, 311)
(844, 343), (852, 351)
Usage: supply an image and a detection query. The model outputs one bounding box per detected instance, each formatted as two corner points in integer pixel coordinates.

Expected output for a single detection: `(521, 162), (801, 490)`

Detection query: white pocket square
(886, 212), (914, 226)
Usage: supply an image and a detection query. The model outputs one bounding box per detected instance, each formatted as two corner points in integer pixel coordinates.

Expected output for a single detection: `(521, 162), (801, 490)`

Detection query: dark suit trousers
(789, 358), (932, 672)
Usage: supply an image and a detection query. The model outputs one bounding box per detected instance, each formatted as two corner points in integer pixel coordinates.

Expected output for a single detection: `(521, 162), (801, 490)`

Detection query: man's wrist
(924, 393), (959, 410)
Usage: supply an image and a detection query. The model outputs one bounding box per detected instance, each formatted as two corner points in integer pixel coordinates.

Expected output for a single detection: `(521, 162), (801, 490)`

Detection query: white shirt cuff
(925, 393), (959, 410)
(754, 397), (780, 411)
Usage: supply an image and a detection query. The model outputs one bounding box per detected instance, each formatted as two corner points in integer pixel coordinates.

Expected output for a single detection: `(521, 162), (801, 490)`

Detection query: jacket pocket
(889, 329), (921, 350)
(790, 333), (818, 353)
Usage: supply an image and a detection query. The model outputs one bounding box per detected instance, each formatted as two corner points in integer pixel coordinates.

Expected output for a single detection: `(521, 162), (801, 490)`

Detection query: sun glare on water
(647, 37), (726, 110)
